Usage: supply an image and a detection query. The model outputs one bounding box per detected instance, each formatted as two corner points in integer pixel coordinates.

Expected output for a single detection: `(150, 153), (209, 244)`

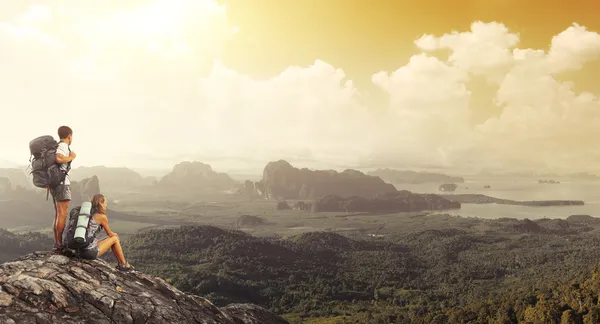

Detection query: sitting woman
(76, 193), (135, 272)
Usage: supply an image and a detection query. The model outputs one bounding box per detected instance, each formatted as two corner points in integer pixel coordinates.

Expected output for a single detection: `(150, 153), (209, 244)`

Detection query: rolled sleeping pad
(74, 202), (92, 243)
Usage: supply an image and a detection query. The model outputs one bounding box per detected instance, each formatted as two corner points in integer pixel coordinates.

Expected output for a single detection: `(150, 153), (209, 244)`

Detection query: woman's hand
(109, 233), (118, 238)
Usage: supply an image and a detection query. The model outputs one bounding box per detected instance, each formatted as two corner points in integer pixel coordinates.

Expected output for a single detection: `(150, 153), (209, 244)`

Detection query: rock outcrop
(312, 191), (461, 213)
(159, 162), (238, 192)
(70, 176), (101, 207)
(438, 183), (458, 192)
(237, 180), (261, 198)
(293, 201), (311, 211)
(0, 252), (288, 324)
(368, 168), (464, 184)
(256, 160), (397, 200)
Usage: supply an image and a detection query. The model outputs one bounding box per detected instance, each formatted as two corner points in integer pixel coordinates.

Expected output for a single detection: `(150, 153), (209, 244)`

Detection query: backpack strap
(65, 143), (72, 176)
(57, 140), (72, 182)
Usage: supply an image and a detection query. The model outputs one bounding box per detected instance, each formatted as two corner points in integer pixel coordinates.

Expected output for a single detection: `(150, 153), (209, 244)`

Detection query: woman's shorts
(78, 247), (99, 260)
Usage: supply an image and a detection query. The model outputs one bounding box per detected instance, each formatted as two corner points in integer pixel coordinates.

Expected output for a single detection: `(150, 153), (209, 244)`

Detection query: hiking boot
(52, 244), (66, 255)
(62, 248), (76, 258)
(116, 263), (135, 272)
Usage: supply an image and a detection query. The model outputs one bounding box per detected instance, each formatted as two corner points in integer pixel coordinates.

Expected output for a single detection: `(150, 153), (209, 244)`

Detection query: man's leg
(51, 191), (58, 245)
(55, 201), (69, 245)
(52, 184), (71, 248)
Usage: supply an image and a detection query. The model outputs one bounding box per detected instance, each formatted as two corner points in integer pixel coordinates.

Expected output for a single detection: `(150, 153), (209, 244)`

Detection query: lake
(396, 179), (600, 220)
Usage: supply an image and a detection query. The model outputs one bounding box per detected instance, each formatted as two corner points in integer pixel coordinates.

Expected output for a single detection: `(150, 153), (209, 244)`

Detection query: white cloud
(371, 54), (471, 165)
(379, 21), (600, 173)
(17, 5), (53, 26)
(73, 0), (232, 63)
(546, 23), (600, 73)
(1, 2), (600, 174)
(416, 21), (519, 82)
(194, 60), (375, 165)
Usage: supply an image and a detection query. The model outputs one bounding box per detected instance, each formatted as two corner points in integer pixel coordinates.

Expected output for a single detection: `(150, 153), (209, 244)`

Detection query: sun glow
(115, 1), (185, 41)
(77, 0), (231, 59)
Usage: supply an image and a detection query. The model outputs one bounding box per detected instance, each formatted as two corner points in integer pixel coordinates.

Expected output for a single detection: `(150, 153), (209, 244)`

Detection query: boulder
(0, 252), (288, 324)
(257, 160), (397, 200)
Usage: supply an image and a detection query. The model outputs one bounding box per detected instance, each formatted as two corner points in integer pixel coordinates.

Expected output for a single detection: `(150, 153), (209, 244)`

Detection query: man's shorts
(51, 184), (72, 202)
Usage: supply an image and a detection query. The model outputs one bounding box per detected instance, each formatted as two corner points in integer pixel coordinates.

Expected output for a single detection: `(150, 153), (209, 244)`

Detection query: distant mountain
(158, 161), (239, 192)
(0, 175), (112, 229)
(475, 170), (600, 180)
(565, 172), (600, 180)
(250, 160), (397, 200)
(69, 166), (153, 191)
(0, 168), (31, 189)
(130, 167), (171, 178)
(368, 168), (464, 184)
(0, 160), (21, 168)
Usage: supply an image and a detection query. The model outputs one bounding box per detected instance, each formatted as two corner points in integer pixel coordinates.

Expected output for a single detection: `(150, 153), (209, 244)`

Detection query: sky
(2, 0), (600, 174)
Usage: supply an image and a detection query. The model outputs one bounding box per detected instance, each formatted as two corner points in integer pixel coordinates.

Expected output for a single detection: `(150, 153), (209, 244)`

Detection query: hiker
(65, 193), (135, 272)
(51, 126), (76, 254)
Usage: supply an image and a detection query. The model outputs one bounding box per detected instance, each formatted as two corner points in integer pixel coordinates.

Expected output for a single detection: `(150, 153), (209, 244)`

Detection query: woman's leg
(97, 236), (128, 265)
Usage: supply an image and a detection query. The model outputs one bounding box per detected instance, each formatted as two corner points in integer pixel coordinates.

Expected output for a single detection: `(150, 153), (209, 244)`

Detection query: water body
(395, 179), (600, 220)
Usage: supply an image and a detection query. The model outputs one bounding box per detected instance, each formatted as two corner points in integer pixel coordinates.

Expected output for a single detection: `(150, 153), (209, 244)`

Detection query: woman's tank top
(81, 211), (103, 251)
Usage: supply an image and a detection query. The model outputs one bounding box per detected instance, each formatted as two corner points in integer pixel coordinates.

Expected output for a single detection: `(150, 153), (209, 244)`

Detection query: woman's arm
(95, 213), (118, 237)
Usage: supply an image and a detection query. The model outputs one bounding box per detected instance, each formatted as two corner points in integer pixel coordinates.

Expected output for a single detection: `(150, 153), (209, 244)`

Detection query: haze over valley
(3, 0), (600, 323)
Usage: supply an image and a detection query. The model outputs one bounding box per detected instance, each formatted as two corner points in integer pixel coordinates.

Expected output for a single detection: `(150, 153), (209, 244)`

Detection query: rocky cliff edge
(0, 252), (288, 324)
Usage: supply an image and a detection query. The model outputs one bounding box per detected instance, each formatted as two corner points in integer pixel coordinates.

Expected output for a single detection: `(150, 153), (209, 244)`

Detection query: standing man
(51, 126), (76, 254)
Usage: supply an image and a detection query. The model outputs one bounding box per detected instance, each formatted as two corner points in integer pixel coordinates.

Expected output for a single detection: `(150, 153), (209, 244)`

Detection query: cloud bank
(2, 1), (600, 173)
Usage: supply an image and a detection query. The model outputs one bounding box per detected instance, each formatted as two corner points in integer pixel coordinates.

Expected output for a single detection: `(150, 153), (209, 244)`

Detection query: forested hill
(121, 219), (600, 323)
(4, 215), (600, 323)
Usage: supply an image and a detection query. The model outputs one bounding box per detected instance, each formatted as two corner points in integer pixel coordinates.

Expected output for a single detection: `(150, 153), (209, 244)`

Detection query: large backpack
(64, 202), (94, 250)
(28, 135), (71, 191)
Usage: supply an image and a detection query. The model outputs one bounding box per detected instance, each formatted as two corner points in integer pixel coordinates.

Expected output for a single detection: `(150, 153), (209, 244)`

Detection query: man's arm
(55, 152), (75, 164)
(55, 143), (75, 163)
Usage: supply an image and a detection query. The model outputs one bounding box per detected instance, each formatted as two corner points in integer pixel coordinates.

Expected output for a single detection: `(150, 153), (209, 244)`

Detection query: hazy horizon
(3, 1), (600, 174)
